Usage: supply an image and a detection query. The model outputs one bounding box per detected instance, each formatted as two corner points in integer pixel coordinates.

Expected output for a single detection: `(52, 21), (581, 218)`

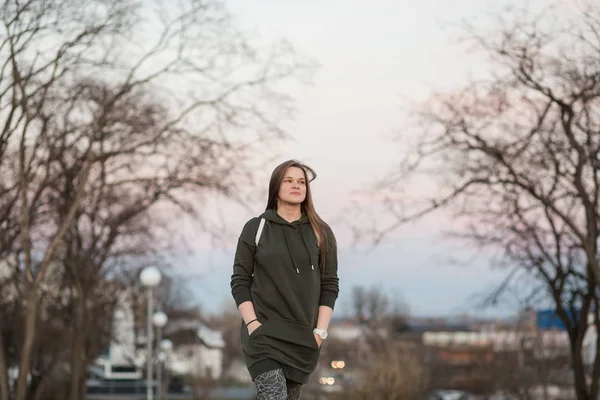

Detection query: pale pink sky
(177, 0), (570, 317)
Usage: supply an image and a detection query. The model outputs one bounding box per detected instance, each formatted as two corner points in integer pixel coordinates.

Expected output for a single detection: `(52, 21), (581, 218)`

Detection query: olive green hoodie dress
(230, 209), (339, 384)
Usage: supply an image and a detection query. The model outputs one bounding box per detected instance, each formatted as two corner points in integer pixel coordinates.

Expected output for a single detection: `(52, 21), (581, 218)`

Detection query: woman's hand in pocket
(313, 333), (323, 348)
(248, 320), (262, 336)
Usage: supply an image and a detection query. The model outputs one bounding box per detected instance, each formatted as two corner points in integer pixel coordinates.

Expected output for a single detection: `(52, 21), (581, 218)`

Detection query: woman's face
(278, 166), (307, 205)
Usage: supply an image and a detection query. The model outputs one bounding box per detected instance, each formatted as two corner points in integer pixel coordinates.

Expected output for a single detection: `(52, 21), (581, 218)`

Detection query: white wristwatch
(313, 328), (328, 340)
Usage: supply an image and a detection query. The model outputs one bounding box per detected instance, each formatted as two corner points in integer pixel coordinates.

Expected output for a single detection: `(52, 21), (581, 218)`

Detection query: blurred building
(418, 309), (590, 397)
(94, 289), (142, 380)
(166, 321), (225, 380)
(92, 290), (226, 382)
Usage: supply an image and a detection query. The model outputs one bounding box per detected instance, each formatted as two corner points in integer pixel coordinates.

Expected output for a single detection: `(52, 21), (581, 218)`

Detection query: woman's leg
(253, 368), (287, 400)
(286, 379), (304, 400)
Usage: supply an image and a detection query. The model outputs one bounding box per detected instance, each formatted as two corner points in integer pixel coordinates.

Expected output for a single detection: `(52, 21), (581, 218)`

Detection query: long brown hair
(266, 159), (336, 270)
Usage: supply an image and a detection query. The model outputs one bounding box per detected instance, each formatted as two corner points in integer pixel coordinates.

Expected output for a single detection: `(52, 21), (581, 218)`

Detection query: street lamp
(152, 311), (168, 328)
(158, 339), (173, 400)
(160, 339), (173, 352)
(140, 267), (162, 400)
(152, 311), (168, 400)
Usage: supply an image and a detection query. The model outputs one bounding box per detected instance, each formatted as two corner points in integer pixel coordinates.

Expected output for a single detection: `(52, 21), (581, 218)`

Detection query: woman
(230, 159), (339, 399)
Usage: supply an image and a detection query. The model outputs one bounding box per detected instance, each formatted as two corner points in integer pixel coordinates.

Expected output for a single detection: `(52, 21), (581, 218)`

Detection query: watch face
(320, 330), (328, 340)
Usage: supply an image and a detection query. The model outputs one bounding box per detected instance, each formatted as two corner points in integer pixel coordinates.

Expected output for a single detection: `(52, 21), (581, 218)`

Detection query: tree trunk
(69, 293), (86, 400)
(572, 337), (590, 400)
(591, 323), (600, 400)
(0, 331), (10, 400)
(32, 376), (49, 400)
(15, 287), (39, 400)
(77, 303), (89, 400)
(32, 356), (61, 400)
(78, 370), (86, 400)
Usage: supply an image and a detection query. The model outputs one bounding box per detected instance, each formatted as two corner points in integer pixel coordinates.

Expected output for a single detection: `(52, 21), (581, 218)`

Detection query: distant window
(111, 366), (137, 373)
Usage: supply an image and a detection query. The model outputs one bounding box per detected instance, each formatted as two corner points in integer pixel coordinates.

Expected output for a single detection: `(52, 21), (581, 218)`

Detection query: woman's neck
(276, 201), (302, 223)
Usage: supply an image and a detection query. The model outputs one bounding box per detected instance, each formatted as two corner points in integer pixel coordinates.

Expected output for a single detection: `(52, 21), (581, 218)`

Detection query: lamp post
(152, 311), (168, 400)
(160, 338), (173, 352)
(140, 266), (162, 400)
(158, 339), (173, 400)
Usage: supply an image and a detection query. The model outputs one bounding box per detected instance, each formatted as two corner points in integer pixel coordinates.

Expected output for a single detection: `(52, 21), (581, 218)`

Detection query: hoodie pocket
(246, 317), (320, 371)
(264, 317), (318, 349)
(248, 322), (266, 338)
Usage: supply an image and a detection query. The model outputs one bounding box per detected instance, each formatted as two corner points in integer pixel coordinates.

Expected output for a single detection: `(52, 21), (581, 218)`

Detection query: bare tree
(366, 286), (390, 325)
(204, 302), (243, 375)
(352, 286), (367, 323)
(359, 2), (600, 399)
(0, 0), (312, 399)
(334, 341), (428, 400)
(348, 284), (411, 364)
(48, 79), (254, 400)
(350, 285), (408, 328)
(0, 260), (121, 400)
(351, 285), (390, 324)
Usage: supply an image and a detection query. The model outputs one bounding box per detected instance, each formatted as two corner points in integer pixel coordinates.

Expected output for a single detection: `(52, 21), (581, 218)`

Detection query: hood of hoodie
(258, 209), (317, 273)
(259, 208), (309, 224)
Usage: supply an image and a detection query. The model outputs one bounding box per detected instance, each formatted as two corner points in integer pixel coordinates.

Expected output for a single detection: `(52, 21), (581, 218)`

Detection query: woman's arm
(230, 219), (261, 333)
(314, 305), (334, 347)
(238, 301), (261, 334)
(315, 227), (339, 346)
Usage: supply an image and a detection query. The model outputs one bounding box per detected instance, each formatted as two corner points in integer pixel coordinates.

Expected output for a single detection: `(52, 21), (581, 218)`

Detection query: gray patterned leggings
(253, 368), (304, 400)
